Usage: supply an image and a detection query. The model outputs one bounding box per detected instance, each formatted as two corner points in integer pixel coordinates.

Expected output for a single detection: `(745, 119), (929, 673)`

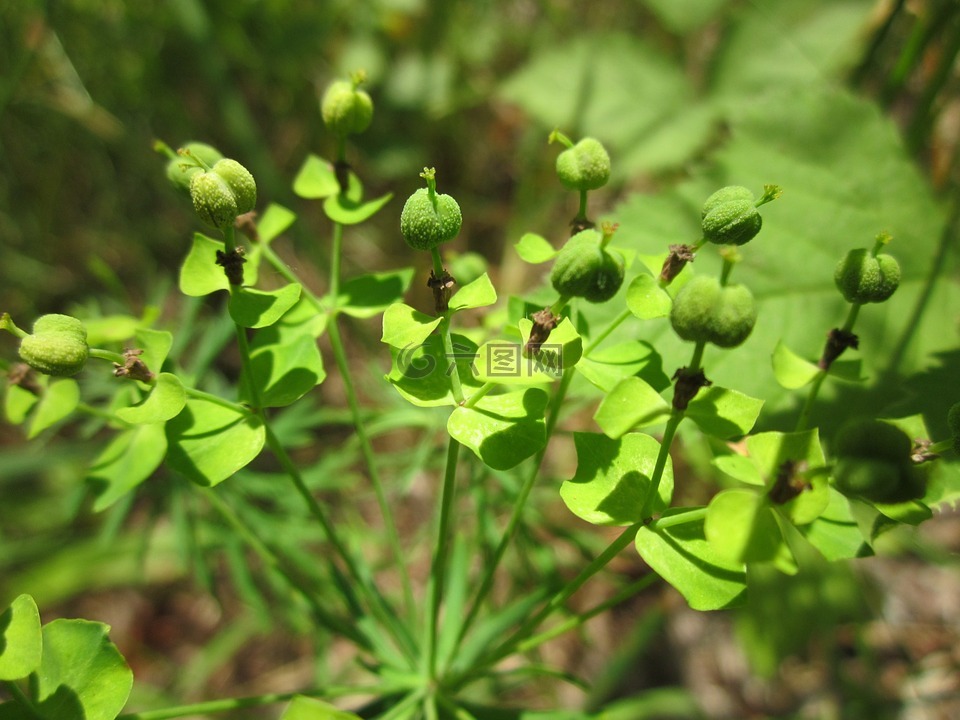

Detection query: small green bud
(834, 248), (901, 304)
(190, 172), (239, 229)
(550, 229), (625, 303)
(212, 159), (257, 215)
(165, 142), (223, 195)
(555, 138), (611, 192)
(832, 419), (925, 503)
(947, 402), (960, 455)
(18, 314), (88, 377)
(670, 275), (757, 348)
(321, 77), (374, 137)
(400, 169), (462, 251)
(701, 186), (762, 246)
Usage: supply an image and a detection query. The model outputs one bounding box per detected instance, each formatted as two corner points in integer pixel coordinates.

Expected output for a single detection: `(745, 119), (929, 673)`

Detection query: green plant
(3, 6), (960, 715)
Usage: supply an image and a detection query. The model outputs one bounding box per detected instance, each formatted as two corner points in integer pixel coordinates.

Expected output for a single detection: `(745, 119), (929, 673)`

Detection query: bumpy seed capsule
(400, 170), (462, 251)
(669, 275), (757, 348)
(555, 138), (611, 192)
(701, 186), (762, 246)
(834, 248), (901, 304)
(550, 229), (624, 303)
(165, 142), (223, 195)
(212, 159), (257, 215)
(18, 314), (88, 376)
(190, 172), (239, 229)
(321, 79), (374, 137)
(832, 419), (925, 503)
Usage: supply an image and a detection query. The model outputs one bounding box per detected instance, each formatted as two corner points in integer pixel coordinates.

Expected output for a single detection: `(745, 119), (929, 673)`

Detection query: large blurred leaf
(27, 379), (80, 439)
(87, 423), (167, 511)
(0, 595), (41, 681)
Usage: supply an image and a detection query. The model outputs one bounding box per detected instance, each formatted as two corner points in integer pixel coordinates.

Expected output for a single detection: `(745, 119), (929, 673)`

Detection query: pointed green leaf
(685, 385), (764, 439)
(381, 303), (442, 349)
(88, 423), (167, 511)
(560, 432), (673, 526)
(281, 696), (362, 720)
(514, 233), (557, 264)
(323, 191), (393, 225)
(179, 234), (229, 297)
(705, 489), (782, 564)
(251, 297), (327, 348)
(116, 373), (186, 424)
(594, 376), (670, 438)
(4, 383), (38, 425)
(448, 388), (548, 470)
(257, 203), (297, 244)
(228, 283), (302, 329)
(0, 595), (41, 680)
(33, 619), (133, 720)
(165, 398), (265, 486)
(626, 273), (672, 319)
(386, 334), (482, 407)
(576, 340), (670, 394)
(134, 328), (174, 374)
(449, 272), (498, 312)
(27, 379), (80, 439)
(292, 155), (340, 199)
(636, 509), (747, 610)
(712, 452), (764, 486)
(772, 341), (820, 389)
(240, 334), (326, 408)
(337, 269), (415, 318)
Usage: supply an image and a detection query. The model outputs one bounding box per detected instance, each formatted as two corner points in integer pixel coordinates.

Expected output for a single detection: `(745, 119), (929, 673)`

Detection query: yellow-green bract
(18, 314), (89, 376)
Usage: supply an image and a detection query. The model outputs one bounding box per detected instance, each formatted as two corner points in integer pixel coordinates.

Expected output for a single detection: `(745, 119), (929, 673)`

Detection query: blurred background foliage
(1, 0), (960, 716)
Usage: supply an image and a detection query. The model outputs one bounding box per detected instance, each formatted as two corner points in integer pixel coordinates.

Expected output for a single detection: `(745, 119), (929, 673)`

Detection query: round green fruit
(400, 186), (462, 251)
(212, 159), (257, 215)
(834, 249), (901, 304)
(18, 314), (88, 377)
(321, 79), (374, 137)
(190, 172), (239, 229)
(555, 138), (611, 192)
(701, 186), (762, 246)
(550, 230), (624, 303)
(669, 275), (757, 348)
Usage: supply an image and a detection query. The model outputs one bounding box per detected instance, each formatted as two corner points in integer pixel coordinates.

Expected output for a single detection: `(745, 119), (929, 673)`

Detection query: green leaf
(593, 376), (670, 438)
(449, 272), (498, 312)
(641, 0), (729, 33)
(626, 273), (672, 319)
(712, 452), (764, 486)
(514, 233), (557, 264)
(134, 328), (174, 374)
(27, 378), (80, 439)
(0, 595), (41, 680)
(32, 619), (133, 720)
(250, 297), (327, 348)
(165, 398), (265, 487)
(87, 423), (167, 511)
(772, 340), (821, 389)
(577, 340), (670, 393)
(82, 315), (142, 346)
(705, 489), (783, 564)
(257, 203), (297, 244)
(472, 318), (583, 385)
(746, 429), (826, 485)
(240, 334), (326, 408)
(636, 509), (747, 610)
(560, 432), (673, 526)
(292, 155), (340, 199)
(323, 191), (393, 225)
(280, 696), (361, 720)
(179, 234), (228, 297)
(381, 303), (442, 349)
(228, 284), (302, 329)
(4, 383), (37, 425)
(116, 373), (186, 424)
(337, 269), (415, 318)
(685, 386), (764, 439)
(386, 334), (483, 407)
(801, 488), (869, 561)
(447, 388), (548, 470)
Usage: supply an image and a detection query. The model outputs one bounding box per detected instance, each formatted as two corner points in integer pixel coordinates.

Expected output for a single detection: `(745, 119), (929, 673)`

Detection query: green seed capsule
(165, 142), (223, 195)
(18, 314), (88, 377)
(400, 173), (462, 251)
(190, 172), (239, 229)
(669, 275), (757, 348)
(701, 186), (762, 246)
(550, 229), (624, 303)
(834, 248), (901, 304)
(212, 159), (257, 215)
(555, 138), (611, 192)
(321, 79), (374, 137)
(832, 419), (925, 503)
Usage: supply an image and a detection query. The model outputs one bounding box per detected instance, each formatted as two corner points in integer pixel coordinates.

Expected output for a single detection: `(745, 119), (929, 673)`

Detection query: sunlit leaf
(593, 376), (670, 438)
(0, 595), (41, 681)
(88, 423), (167, 511)
(116, 373), (186, 424)
(448, 388), (548, 470)
(228, 284), (302, 329)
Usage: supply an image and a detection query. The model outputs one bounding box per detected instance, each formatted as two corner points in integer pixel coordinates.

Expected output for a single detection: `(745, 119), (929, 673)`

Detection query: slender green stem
(89, 348), (126, 364)
(583, 308), (631, 355)
(646, 507), (707, 531)
(379, 691), (425, 720)
(577, 190), (588, 222)
(927, 439), (955, 455)
(641, 411), (683, 518)
(796, 302), (861, 432)
(182, 386), (249, 414)
(116, 688), (367, 720)
(688, 339), (706, 373)
(463, 381), (495, 408)
(430, 247), (465, 404)
(425, 435), (462, 678)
